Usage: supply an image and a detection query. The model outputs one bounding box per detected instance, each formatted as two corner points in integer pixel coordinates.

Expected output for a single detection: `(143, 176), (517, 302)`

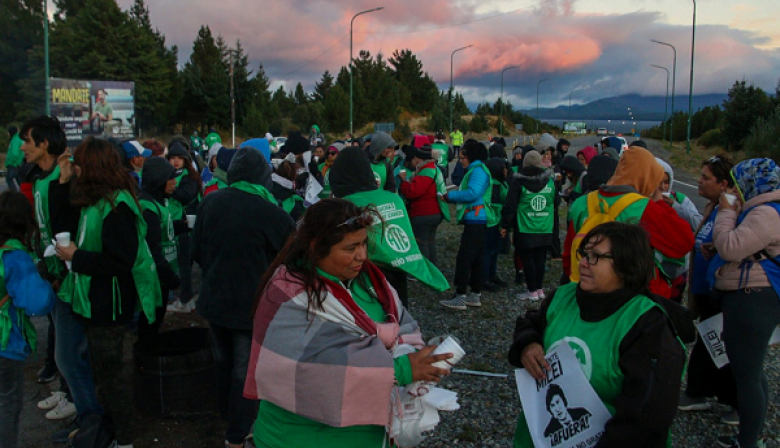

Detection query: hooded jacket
(140, 157), (182, 290)
(240, 138), (273, 169)
(576, 146), (598, 166)
(502, 166), (557, 248)
(560, 155), (587, 203)
(366, 132), (397, 193)
(192, 148), (295, 330)
(329, 147), (378, 198)
(582, 155), (618, 194)
(655, 157), (702, 231)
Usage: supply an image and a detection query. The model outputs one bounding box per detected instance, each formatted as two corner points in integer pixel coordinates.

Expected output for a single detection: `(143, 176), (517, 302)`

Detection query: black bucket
(133, 327), (216, 418)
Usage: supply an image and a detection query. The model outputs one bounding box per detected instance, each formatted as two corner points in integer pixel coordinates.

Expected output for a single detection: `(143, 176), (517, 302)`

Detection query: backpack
(569, 191), (644, 282)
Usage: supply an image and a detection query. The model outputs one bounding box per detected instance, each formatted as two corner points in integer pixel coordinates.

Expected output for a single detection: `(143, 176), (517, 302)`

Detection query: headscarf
(731, 158), (780, 202)
(607, 147), (664, 197)
(328, 147), (378, 198)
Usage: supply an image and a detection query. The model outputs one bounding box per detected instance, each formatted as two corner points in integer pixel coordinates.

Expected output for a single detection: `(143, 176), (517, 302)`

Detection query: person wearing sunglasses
(245, 199), (452, 448)
(317, 144), (342, 199)
(509, 221), (686, 448)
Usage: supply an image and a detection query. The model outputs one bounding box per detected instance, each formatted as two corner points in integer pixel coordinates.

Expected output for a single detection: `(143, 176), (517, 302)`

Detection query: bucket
(133, 327), (216, 418)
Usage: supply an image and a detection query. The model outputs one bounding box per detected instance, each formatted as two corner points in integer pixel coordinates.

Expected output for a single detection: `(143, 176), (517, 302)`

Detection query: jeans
(483, 226), (502, 281)
(53, 299), (102, 417)
(684, 292), (738, 407)
(4, 166), (20, 193)
(518, 245), (548, 291)
(209, 324), (257, 445)
(0, 356), (24, 448)
(177, 234), (193, 303)
(454, 223), (486, 294)
(410, 214), (442, 266)
(722, 287), (780, 447)
(85, 325), (134, 445)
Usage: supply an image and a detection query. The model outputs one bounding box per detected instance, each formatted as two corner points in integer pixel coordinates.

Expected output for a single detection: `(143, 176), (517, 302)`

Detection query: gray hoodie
(655, 157), (702, 231)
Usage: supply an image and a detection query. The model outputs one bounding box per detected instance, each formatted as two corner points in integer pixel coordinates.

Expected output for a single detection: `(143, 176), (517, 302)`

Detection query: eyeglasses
(576, 248), (614, 266)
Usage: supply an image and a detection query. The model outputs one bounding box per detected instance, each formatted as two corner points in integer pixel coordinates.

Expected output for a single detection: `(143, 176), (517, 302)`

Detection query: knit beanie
(523, 150), (544, 169)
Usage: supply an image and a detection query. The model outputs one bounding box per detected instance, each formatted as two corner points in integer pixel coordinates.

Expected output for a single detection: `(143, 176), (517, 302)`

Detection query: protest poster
(50, 78), (135, 146)
(696, 313), (729, 368)
(515, 344), (612, 448)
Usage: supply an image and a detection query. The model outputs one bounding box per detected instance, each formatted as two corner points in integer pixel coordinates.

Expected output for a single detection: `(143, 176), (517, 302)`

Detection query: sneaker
(514, 271), (525, 285)
(37, 362), (59, 384)
(46, 399), (77, 420)
(715, 435), (766, 447)
(440, 294), (468, 311)
(678, 394), (711, 411)
(166, 299), (194, 313)
(536, 289), (546, 300)
(720, 409), (740, 426)
(465, 292), (482, 307)
(490, 277), (509, 288)
(516, 290), (539, 301)
(37, 391), (66, 410)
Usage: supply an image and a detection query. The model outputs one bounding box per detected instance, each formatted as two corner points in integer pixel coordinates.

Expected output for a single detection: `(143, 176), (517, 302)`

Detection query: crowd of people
(1, 117), (780, 448)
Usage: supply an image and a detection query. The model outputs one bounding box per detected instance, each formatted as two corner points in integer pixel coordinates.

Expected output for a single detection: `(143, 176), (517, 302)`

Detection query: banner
(697, 314), (780, 368)
(50, 78), (135, 146)
(515, 344), (612, 448)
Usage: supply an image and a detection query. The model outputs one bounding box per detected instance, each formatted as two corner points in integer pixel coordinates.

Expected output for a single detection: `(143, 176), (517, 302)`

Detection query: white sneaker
(37, 391), (66, 410)
(536, 289), (546, 300)
(516, 290), (540, 301)
(166, 300), (194, 313)
(46, 399), (77, 420)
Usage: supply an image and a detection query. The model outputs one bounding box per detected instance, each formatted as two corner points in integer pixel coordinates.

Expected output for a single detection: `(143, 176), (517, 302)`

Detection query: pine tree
(3, 0), (44, 122)
(230, 40), (253, 126)
(294, 82), (308, 106)
(388, 49), (438, 113)
(180, 25), (230, 129)
(324, 85), (349, 132)
(721, 80), (772, 150)
(313, 70), (334, 103)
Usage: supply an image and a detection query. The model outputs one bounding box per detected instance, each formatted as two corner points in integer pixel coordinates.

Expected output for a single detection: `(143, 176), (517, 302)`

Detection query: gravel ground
(17, 204), (780, 447)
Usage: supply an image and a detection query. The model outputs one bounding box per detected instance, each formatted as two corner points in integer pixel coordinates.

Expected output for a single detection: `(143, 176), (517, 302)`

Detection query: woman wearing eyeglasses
(509, 221), (685, 448)
(244, 199), (452, 448)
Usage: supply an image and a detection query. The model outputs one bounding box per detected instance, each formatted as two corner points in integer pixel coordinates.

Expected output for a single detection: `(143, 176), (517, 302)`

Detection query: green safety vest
(431, 143), (450, 169)
(168, 173), (187, 221)
(455, 163), (496, 225)
(450, 131), (463, 146)
(33, 166), (67, 279)
(205, 132), (221, 150)
(58, 190), (161, 322)
(487, 179), (508, 229)
(417, 165), (451, 222)
(5, 134), (24, 168)
(318, 163), (332, 199)
(140, 198), (178, 274)
(370, 162), (388, 190)
(516, 177), (555, 234)
(344, 190), (449, 292)
(513, 282), (663, 447)
(0, 240), (38, 353)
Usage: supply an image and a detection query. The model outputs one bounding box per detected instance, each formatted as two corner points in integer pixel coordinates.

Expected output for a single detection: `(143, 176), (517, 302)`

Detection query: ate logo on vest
(373, 172), (382, 186)
(530, 195), (548, 212)
(385, 224), (411, 253)
(548, 337), (593, 380)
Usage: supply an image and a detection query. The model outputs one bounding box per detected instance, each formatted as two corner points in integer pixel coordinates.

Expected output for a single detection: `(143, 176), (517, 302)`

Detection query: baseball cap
(120, 140), (152, 159)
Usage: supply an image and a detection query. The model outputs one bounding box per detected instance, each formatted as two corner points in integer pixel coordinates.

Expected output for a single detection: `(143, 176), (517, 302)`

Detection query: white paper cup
(55, 232), (71, 247)
(662, 192), (671, 198)
(186, 215), (196, 229)
(431, 336), (466, 370)
(724, 193), (737, 206)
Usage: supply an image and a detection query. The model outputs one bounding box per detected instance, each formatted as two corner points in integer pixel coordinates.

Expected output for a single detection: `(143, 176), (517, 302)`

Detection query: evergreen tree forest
(1, 0), (549, 139)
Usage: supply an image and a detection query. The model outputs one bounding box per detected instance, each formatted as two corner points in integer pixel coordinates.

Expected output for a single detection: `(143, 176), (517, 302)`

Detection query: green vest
(418, 165), (451, 222)
(5, 134), (24, 168)
(432, 143), (449, 169)
(370, 162), (388, 190)
(140, 198), (178, 274)
(455, 163), (496, 225)
(450, 131), (463, 146)
(57, 191), (161, 322)
(0, 240), (38, 353)
(344, 190), (449, 292)
(168, 173), (187, 221)
(516, 177), (555, 234)
(33, 166), (67, 279)
(205, 132), (221, 150)
(487, 179), (508, 229)
(318, 164), (332, 199)
(513, 283), (662, 447)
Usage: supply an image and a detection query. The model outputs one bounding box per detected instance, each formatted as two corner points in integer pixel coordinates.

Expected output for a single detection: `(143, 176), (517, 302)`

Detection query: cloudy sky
(116, 0), (779, 109)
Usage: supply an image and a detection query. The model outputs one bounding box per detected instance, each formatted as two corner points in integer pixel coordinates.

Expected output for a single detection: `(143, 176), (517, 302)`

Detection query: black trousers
(137, 286), (169, 345)
(454, 223), (486, 294)
(518, 246), (548, 292)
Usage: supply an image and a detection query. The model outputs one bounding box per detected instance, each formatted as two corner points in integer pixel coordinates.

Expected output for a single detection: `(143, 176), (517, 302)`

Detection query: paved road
(564, 135), (707, 211)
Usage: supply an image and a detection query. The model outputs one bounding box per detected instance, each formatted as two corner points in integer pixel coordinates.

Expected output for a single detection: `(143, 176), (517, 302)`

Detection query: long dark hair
(255, 199), (382, 315)
(0, 191), (38, 251)
(71, 137), (140, 209)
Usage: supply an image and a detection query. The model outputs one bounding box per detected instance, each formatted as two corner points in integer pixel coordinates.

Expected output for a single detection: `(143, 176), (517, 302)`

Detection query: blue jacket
(1, 250), (56, 361)
(448, 161), (490, 223)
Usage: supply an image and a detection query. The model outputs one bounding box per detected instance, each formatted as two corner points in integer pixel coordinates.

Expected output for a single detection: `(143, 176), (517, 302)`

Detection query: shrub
(697, 128), (723, 148)
(745, 106), (780, 162)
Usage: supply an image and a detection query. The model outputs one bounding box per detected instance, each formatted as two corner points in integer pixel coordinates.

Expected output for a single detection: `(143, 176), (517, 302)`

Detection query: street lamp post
(651, 39), (677, 146)
(499, 65), (518, 136)
(651, 64), (670, 146)
(350, 7), (384, 136)
(536, 78), (550, 135)
(686, 0), (696, 154)
(449, 45), (473, 132)
(44, 0), (50, 115)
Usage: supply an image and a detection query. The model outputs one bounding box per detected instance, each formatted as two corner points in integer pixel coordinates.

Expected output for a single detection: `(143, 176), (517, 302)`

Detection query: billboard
(50, 78), (135, 146)
(563, 121), (587, 134)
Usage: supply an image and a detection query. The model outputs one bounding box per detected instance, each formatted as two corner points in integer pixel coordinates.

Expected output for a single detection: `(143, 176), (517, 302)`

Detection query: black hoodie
(582, 155), (618, 194)
(559, 154), (587, 203)
(329, 147), (378, 198)
(501, 166), (558, 248)
(139, 157), (183, 290)
(192, 148), (295, 330)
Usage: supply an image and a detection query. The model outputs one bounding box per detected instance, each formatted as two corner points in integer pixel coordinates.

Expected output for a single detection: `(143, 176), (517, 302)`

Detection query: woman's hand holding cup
(407, 345), (453, 383)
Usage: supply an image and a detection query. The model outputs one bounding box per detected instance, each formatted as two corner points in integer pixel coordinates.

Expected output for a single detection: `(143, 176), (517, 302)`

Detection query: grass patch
(666, 141), (747, 177)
